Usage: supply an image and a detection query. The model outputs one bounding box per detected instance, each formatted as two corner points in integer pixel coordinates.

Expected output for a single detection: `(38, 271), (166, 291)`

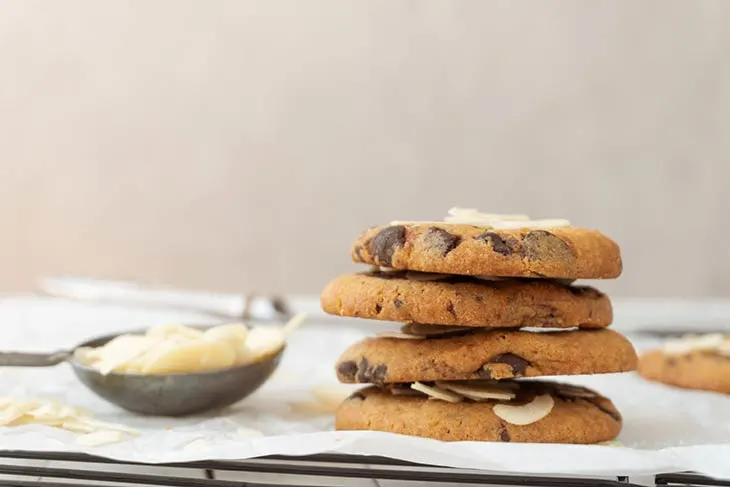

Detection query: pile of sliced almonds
(75, 314), (306, 375)
(0, 397), (138, 445)
(391, 208), (571, 230)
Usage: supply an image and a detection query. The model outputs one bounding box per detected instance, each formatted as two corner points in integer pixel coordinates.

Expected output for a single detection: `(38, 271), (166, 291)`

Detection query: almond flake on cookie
(493, 394), (554, 425)
(435, 381), (516, 401)
(411, 382), (463, 403)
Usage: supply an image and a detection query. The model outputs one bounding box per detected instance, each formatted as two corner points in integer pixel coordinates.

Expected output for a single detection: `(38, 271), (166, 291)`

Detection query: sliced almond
(390, 220), (448, 226)
(139, 340), (236, 374)
(411, 382), (463, 403)
(493, 394), (554, 425)
(445, 208), (531, 225)
(528, 219), (572, 229)
(0, 397), (137, 436)
(451, 209), (531, 222)
(281, 313), (307, 337)
(663, 333), (726, 355)
(146, 324), (204, 340)
(401, 323), (474, 337)
(435, 381), (516, 401)
(378, 266), (401, 273)
(491, 219), (570, 230)
(376, 331), (425, 340)
(404, 271), (450, 282)
(237, 327), (286, 364)
(202, 323), (249, 348)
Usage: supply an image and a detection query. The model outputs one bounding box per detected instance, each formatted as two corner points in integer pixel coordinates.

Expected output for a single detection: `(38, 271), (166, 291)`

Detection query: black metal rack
(0, 451), (726, 487)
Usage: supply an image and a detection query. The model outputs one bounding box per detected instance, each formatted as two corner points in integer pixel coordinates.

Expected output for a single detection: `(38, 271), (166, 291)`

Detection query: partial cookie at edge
(321, 272), (612, 328)
(336, 328), (637, 384)
(335, 385), (621, 444)
(351, 224), (622, 279)
(638, 350), (730, 394)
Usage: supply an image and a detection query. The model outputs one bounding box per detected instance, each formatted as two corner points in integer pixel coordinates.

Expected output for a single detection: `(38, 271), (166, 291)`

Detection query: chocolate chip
(355, 358), (370, 382)
(337, 361), (358, 380)
(499, 427), (511, 442)
(423, 227), (461, 256)
(667, 357), (677, 366)
(371, 364), (388, 383)
(356, 358), (388, 384)
(394, 297), (404, 308)
(446, 301), (457, 318)
(474, 295), (484, 302)
(490, 353), (529, 376)
(375, 304), (382, 314)
(521, 230), (575, 261)
(369, 226), (406, 266)
(476, 232), (514, 256)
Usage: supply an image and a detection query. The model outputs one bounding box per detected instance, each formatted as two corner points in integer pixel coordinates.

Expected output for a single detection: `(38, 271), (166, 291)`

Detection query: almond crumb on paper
(0, 397), (138, 438)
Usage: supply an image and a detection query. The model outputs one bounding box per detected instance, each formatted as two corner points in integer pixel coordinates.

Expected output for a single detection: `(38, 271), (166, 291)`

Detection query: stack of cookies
(321, 208), (638, 444)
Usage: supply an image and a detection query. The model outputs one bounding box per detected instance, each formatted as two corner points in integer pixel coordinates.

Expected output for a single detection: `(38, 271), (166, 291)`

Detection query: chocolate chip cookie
(321, 271), (612, 328)
(336, 383), (621, 443)
(351, 224), (622, 279)
(336, 328), (637, 384)
(639, 336), (730, 394)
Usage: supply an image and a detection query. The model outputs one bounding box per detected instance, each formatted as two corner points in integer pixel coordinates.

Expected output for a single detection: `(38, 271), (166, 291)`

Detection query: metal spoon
(0, 329), (283, 416)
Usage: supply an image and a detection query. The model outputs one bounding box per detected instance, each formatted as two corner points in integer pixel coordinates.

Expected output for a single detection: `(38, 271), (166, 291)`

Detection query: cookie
(638, 334), (730, 393)
(351, 224), (621, 279)
(336, 328), (637, 383)
(321, 271), (612, 328)
(336, 382), (621, 443)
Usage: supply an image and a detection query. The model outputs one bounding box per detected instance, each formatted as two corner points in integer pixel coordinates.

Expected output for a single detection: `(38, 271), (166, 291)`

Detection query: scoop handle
(0, 351), (71, 367)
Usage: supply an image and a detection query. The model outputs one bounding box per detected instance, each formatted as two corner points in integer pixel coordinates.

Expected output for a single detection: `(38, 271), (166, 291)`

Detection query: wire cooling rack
(0, 451), (726, 487)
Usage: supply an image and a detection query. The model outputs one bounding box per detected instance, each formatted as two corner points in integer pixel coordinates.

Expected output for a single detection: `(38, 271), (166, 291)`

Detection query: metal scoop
(0, 329), (283, 416)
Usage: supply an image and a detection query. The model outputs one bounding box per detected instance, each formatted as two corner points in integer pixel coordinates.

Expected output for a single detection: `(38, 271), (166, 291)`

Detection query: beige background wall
(0, 0), (728, 297)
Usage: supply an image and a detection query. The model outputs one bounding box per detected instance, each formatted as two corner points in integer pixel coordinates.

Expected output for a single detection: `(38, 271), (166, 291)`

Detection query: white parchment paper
(2, 295), (730, 478)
